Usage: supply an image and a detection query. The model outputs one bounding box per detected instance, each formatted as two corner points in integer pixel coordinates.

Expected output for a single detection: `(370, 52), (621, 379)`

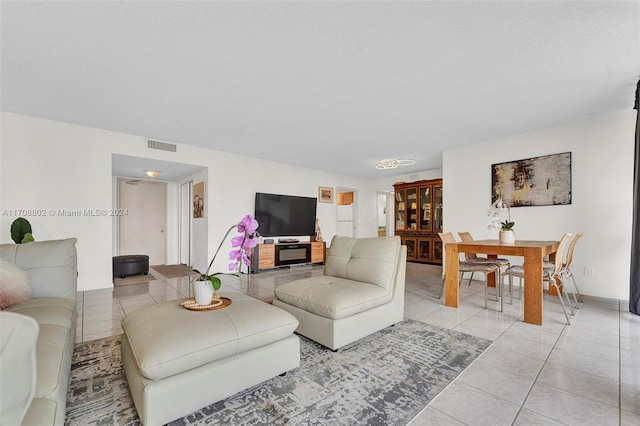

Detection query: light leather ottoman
(121, 291), (300, 425)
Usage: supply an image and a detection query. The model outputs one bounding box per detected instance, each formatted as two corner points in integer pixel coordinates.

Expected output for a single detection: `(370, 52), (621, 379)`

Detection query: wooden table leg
(445, 244), (459, 308)
(487, 254), (498, 287)
(523, 247), (543, 325)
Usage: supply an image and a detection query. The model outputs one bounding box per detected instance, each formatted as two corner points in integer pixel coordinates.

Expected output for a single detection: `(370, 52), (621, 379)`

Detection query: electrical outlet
(584, 266), (593, 277)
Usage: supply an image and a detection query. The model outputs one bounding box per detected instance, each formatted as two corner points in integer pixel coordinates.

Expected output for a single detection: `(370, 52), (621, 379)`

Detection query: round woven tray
(180, 297), (232, 311)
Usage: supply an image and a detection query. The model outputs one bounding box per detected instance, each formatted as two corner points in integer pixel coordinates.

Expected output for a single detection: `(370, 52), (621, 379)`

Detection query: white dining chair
(438, 233), (503, 310)
(500, 233), (574, 324)
(457, 231), (511, 286)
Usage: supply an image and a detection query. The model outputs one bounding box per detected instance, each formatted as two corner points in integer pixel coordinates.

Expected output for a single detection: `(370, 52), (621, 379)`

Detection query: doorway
(118, 178), (167, 265)
(377, 192), (389, 237)
(336, 189), (357, 237)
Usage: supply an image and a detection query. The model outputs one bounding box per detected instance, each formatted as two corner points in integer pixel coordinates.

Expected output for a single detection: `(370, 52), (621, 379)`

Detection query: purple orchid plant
(200, 214), (259, 291)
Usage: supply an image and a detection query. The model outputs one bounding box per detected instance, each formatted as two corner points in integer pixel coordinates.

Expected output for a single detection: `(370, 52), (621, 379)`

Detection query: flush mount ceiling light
(144, 170), (160, 178)
(375, 158), (416, 170)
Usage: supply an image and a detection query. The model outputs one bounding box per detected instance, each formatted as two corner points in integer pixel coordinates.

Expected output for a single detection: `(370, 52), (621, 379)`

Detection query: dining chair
(438, 232), (502, 310)
(457, 232), (511, 286)
(542, 232), (583, 309)
(560, 232), (584, 304)
(500, 233), (574, 324)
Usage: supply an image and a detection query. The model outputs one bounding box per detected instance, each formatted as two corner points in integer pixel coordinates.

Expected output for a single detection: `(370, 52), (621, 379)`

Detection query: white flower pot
(193, 280), (214, 305)
(499, 230), (515, 244)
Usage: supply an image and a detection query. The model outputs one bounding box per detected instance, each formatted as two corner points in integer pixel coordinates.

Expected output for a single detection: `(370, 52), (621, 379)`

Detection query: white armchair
(273, 236), (407, 350)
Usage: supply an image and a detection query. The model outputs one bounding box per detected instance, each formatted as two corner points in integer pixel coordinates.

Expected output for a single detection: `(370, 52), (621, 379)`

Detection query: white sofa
(273, 235), (407, 350)
(0, 238), (78, 426)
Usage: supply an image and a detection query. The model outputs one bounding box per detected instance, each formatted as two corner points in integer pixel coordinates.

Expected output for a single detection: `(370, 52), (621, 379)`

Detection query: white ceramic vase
(193, 280), (214, 305)
(499, 230), (515, 244)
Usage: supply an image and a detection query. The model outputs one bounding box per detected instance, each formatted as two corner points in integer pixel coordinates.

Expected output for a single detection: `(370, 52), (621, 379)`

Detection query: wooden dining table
(444, 239), (560, 325)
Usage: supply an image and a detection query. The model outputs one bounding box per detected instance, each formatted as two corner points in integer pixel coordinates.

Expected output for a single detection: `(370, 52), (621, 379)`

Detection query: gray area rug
(65, 320), (490, 425)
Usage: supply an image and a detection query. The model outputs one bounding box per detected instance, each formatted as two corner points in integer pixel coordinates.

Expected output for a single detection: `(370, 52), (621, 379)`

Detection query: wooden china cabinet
(393, 179), (443, 264)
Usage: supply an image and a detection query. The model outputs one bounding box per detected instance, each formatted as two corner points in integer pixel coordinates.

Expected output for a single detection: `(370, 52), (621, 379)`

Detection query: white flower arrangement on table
(487, 198), (515, 231)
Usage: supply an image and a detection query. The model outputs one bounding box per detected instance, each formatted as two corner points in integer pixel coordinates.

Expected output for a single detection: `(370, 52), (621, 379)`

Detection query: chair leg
(568, 269), (583, 303)
(500, 274), (504, 312)
(563, 274), (581, 311)
(484, 277), (488, 309)
(468, 271), (475, 286)
(563, 288), (576, 316)
(436, 275), (445, 300)
(509, 275), (514, 305)
(550, 278), (571, 325)
(559, 272), (579, 313)
(518, 277), (523, 300)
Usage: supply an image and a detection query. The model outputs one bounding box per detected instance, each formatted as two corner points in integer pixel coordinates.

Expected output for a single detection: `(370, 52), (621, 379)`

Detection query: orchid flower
(487, 198), (514, 231)
(201, 214), (260, 290)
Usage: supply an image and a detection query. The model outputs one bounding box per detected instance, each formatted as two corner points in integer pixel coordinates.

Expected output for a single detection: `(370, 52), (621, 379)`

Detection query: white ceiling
(2, 1), (639, 179)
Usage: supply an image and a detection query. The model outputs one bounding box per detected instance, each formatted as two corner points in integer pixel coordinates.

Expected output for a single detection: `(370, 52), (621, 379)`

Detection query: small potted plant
(488, 198), (515, 243)
(193, 214), (259, 305)
(10, 217), (35, 244)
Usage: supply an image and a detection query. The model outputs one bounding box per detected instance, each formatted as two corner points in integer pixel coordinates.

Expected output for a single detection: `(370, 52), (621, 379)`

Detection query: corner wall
(443, 110), (635, 300)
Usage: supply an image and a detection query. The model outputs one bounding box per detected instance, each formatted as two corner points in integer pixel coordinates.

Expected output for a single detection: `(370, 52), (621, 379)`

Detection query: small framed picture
(318, 186), (334, 203)
(193, 181), (205, 218)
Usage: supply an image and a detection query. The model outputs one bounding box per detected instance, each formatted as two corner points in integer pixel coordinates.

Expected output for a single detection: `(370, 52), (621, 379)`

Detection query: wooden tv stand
(251, 241), (325, 273)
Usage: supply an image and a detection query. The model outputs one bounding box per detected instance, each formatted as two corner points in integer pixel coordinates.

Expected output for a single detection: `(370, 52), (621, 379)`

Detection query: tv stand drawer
(257, 244), (275, 269)
(251, 241), (325, 273)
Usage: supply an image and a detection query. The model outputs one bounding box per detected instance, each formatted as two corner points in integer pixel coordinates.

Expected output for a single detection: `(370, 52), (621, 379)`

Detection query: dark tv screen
(254, 192), (317, 237)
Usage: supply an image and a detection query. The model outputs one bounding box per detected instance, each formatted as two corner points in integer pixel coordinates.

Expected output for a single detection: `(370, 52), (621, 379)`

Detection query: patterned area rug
(150, 264), (200, 278)
(65, 320), (490, 425)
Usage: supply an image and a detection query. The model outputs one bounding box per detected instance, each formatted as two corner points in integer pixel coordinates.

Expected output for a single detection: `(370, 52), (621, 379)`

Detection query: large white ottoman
(121, 291), (300, 425)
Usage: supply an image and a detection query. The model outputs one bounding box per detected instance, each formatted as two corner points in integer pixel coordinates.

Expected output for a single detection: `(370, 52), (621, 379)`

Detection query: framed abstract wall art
(491, 152), (572, 207)
(193, 181), (205, 218)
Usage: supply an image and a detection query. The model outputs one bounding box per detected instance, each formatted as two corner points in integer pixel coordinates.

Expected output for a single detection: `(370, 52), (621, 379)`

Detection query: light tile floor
(76, 263), (640, 425)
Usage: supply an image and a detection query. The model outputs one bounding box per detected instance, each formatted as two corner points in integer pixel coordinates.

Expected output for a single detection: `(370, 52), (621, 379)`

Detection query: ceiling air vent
(146, 139), (177, 152)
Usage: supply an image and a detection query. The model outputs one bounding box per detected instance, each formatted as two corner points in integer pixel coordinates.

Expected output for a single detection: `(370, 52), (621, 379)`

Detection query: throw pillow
(0, 259), (32, 309)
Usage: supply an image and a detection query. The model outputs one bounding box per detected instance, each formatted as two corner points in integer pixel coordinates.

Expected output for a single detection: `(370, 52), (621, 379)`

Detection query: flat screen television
(254, 192), (317, 237)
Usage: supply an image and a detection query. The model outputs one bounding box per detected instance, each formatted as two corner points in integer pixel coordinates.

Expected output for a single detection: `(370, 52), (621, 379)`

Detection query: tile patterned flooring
(76, 263), (640, 425)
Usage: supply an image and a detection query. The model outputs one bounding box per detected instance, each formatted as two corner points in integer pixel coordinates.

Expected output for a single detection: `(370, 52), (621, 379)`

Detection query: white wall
(185, 169), (208, 273)
(443, 110), (635, 300)
(0, 112), (378, 291)
(165, 181), (179, 264)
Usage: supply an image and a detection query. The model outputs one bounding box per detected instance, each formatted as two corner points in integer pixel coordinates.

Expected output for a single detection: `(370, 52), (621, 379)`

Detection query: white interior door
(336, 189), (357, 237)
(118, 179), (166, 265)
(179, 181), (192, 265)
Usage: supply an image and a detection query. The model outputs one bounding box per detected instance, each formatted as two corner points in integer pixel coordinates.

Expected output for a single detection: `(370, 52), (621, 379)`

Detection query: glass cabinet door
(404, 238), (417, 260)
(433, 239), (443, 263)
(395, 189), (406, 230)
(419, 186), (432, 231)
(407, 188), (418, 230)
(434, 184), (443, 232)
(393, 179), (443, 265)
(418, 239), (431, 261)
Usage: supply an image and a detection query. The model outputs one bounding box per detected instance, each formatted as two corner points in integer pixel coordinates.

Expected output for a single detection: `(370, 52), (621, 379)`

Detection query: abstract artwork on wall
(491, 152), (572, 207)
